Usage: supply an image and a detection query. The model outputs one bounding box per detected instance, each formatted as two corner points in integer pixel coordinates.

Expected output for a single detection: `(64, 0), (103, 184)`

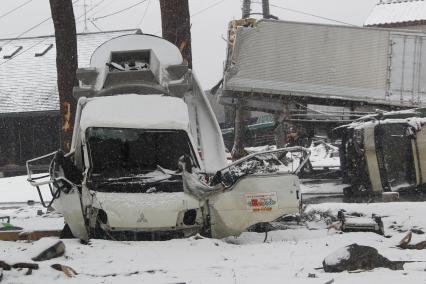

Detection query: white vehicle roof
(80, 94), (190, 131)
(90, 34), (183, 90)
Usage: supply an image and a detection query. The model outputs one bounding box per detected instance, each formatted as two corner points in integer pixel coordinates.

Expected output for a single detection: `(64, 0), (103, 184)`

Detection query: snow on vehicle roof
(90, 34), (183, 90)
(80, 94), (190, 131)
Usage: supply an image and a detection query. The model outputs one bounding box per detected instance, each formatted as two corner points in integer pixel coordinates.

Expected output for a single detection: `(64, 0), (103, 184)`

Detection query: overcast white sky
(1, 0), (378, 89)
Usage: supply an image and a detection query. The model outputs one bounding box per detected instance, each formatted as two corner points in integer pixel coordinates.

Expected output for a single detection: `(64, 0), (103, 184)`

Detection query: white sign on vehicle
(245, 192), (278, 212)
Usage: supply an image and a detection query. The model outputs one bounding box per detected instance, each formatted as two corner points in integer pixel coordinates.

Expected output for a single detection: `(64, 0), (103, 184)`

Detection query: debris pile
(31, 238), (65, 261)
(398, 231), (426, 250)
(323, 244), (404, 272)
(0, 238), (69, 280)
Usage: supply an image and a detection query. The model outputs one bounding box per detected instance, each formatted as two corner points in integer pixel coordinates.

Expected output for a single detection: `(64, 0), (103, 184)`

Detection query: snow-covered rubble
(0, 175), (42, 203)
(308, 141), (340, 169)
(2, 174), (426, 283)
(245, 141), (341, 170)
(324, 246), (350, 266)
(0, 204), (63, 231)
(0, 199), (425, 283)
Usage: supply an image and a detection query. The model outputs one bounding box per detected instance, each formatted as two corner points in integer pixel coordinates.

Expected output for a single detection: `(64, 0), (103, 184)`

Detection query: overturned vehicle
(336, 109), (426, 196)
(26, 34), (310, 241)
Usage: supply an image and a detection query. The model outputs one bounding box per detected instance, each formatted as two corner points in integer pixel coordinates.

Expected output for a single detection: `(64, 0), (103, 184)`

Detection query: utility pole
(159, 0), (192, 68)
(231, 1), (252, 160)
(49, 0), (78, 151)
(242, 0), (251, 19)
(262, 0), (270, 19)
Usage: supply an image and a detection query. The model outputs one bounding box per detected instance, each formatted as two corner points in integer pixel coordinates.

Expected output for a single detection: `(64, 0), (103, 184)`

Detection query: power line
(0, 0), (34, 21)
(0, 0), (102, 67)
(90, 19), (103, 32)
(87, 0), (115, 18)
(1, 16), (52, 46)
(0, 37), (48, 67)
(260, 2), (358, 27)
(76, 0), (106, 23)
(191, 0), (227, 17)
(136, 0), (151, 28)
(93, 0), (147, 21)
(1, 0), (81, 48)
(154, 0), (227, 35)
(270, 3), (357, 26)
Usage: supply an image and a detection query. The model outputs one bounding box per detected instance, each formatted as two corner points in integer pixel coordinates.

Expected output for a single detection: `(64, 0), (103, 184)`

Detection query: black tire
(59, 223), (74, 239)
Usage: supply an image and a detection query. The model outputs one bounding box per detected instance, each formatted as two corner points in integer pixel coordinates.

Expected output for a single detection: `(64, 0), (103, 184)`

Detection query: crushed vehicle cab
(336, 109), (426, 196)
(27, 34), (309, 241)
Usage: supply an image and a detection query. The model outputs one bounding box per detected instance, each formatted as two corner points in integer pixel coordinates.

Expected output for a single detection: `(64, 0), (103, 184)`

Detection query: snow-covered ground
(1, 176), (426, 283)
(2, 200), (426, 283)
(0, 175), (42, 203)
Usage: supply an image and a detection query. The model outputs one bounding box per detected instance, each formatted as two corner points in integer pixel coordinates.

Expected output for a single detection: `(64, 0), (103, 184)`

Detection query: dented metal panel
(389, 33), (426, 105)
(224, 20), (426, 107)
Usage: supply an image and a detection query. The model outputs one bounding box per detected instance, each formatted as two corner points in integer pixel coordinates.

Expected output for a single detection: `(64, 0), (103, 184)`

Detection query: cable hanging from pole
(0, 0), (104, 67)
(0, 0), (34, 21)
(1, 0), (81, 48)
(92, 0), (147, 21)
(251, 1), (358, 26)
(135, 0), (151, 28)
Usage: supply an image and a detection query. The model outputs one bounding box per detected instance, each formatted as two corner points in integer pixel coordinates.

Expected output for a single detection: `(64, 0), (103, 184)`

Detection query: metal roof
(365, 0), (426, 26)
(0, 29), (139, 114)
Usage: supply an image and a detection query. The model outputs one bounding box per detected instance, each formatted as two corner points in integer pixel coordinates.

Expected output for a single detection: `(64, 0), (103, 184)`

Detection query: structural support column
(274, 118), (286, 148)
(232, 99), (247, 160)
(262, 0), (270, 19)
(274, 101), (291, 148)
(49, 0), (78, 152)
(159, 0), (192, 68)
(242, 0), (251, 19)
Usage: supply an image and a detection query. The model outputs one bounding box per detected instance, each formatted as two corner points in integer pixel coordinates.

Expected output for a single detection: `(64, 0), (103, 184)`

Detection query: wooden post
(274, 101), (291, 148)
(262, 0), (270, 19)
(49, 0), (78, 152)
(231, 99), (246, 159)
(274, 116), (286, 148)
(242, 0), (251, 19)
(159, 0), (192, 68)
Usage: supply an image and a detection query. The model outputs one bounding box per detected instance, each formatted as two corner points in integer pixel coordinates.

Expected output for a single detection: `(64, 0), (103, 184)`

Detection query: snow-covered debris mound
(323, 243), (404, 272)
(323, 246), (350, 266)
(31, 238), (65, 261)
(309, 141), (340, 169)
(244, 142), (340, 170)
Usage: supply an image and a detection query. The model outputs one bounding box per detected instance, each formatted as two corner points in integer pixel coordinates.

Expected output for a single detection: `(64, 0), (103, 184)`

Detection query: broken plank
(0, 230), (61, 241)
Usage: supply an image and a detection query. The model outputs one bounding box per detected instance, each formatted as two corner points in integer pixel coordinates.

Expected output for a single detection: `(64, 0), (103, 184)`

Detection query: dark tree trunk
(49, 0), (78, 151)
(159, 0), (192, 68)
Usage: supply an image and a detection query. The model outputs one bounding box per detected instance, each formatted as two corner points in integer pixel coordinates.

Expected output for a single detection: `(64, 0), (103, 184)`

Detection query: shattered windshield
(86, 128), (195, 179)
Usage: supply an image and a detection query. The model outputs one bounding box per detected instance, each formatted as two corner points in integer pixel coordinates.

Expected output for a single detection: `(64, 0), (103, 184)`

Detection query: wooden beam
(0, 230), (62, 241)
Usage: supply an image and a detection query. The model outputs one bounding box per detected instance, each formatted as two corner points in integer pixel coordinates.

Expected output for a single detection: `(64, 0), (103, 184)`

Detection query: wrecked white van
(27, 34), (309, 241)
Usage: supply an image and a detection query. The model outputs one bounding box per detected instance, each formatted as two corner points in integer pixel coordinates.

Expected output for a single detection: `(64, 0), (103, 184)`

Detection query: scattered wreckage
(26, 34), (310, 241)
(336, 109), (426, 196)
(336, 210), (384, 236)
(323, 243), (404, 273)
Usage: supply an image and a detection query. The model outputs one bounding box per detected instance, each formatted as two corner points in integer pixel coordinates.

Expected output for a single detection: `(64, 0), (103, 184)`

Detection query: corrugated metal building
(0, 29), (138, 176)
(220, 18), (426, 147)
(222, 20), (426, 109)
(365, 0), (426, 30)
